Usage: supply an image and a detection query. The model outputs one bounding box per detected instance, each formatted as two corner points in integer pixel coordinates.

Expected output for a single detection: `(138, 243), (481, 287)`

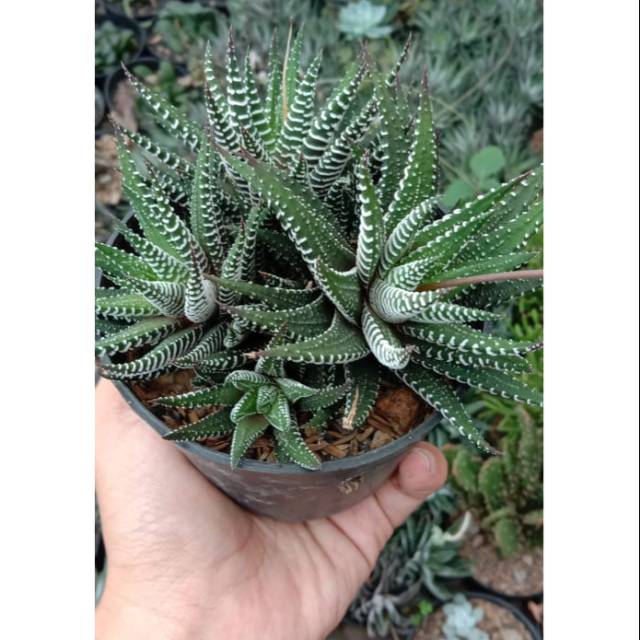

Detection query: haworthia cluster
(96, 29), (543, 468)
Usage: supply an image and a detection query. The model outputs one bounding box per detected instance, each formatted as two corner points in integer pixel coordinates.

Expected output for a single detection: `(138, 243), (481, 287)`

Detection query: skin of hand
(95, 380), (448, 640)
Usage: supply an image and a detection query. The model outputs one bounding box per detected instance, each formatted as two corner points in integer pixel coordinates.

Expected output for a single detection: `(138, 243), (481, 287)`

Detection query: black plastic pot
(99, 218), (443, 521)
(469, 574), (543, 602)
(427, 591), (542, 640)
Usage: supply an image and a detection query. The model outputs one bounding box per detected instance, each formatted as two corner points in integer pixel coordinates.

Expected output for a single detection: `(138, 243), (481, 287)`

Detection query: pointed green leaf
(355, 157), (385, 284)
(362, 302), (412, 370)
(230, 414), (269, 467)
(396, 363), (496, 454)
(256, 311), (369, 365)
(163, 408), (234, 441)
(156, 384), (243, 408)
(100, 326), (203, 380)
(95, 317), (182, 357)
(274, 423), (321, 470)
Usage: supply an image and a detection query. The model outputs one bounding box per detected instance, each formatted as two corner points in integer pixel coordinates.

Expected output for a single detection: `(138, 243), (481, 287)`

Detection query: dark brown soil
(462, 534), (543, 597)
(417, 597), (533, 640)
(131, 371), (432, 463)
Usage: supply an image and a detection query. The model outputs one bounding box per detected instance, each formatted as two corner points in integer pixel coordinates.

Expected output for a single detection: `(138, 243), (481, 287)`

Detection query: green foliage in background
(95, 21), (139, 74)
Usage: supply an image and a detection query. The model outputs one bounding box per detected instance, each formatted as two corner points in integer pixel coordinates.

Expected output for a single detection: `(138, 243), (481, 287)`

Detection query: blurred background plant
(348, 490), (471, 638)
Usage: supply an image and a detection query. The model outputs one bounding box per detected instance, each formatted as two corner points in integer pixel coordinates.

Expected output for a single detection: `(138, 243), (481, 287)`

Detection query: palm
(96, 381), (446, 640)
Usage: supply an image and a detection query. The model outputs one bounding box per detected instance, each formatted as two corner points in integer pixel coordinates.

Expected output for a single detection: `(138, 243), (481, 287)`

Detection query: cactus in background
(449, 417), (542, 557)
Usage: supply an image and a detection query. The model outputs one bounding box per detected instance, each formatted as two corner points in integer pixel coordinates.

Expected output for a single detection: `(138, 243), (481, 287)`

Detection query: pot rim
(456, 591), (543, 639)
(112, 376), (442, 474)
(99, 212), (444, 475)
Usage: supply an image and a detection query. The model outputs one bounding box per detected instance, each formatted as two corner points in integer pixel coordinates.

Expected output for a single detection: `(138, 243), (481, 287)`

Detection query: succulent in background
(441, 594), (489, 640)
(338, 1), (395, 40)
(406, 0), (543, 181)
(150, 0), (220, 64)
(349, 498), (470, 638)
(96, 27), (543, 469)
(95, 21), (139, 74)
(441, 145), (507, 209)
(447, 414), (543, 557)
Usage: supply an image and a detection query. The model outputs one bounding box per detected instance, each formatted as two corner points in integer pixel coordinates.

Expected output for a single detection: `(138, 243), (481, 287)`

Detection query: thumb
(327, 442), (449, 575)
(374, 442), (449, 529)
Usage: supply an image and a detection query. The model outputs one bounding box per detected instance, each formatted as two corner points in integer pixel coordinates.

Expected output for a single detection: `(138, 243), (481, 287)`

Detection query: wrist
(96, 572), (230, 640)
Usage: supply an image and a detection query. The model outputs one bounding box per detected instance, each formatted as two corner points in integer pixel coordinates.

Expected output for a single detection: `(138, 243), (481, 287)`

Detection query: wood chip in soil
(417, 597), (534, 640)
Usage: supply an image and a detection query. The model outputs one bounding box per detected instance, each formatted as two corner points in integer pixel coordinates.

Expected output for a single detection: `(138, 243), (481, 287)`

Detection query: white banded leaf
(302, 60), (367, 167)
(362, 302), (412, 370)
(369, 278), (439, 323)
(384, 85), (438, 231)
(275, 54), (322, 166)
(209, 274), (317, 309)
(311, 261), (362, 324)
(255, 311), (369, 365)
(226, 295), (332, 339)
(163, 408), (234, 441)
(274, 423), (321, 470)
(174, 324), (228, 365)
(386, 255), (440, 290)
(455, 278), (543, 310)
(190, 143), (225, 269)
(124, 67), (202, 150)
(375, 81), (410, 211)
(266, 393), (292, 431)
(410, 303), (500, 324)
(342, 358), (380, 430)
(95, 243), (158, 282)
(125, 278), (184, 317)
(155, 384), (242, 408)
(95, 289), (159, 319)
(256, 385), (279, 415)
(396, 363), (497, 454)
(297, 382), (351, 411)
(412, 344), (531, 374)
(95, 317), (181, 357)
(184, 247), (217, 324)
(423, 252), (537, 286)
(230, 415), (269, 467)
(226, 370), (272, 391)
(100, 326), (203, 380)
(355, 157), (385, 284)
(194, 350), (249, 372)
(224, 154), (355, 271)
(401, 322), (540, 356)
(275, 377), (319, 403)
(113, 223), (189, 282)
(380, 197), (438, 275)
(418, 359), (543, 408)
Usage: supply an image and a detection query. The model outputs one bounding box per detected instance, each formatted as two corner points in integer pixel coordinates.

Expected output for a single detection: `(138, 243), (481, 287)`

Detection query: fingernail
(408, 446), (435, 474)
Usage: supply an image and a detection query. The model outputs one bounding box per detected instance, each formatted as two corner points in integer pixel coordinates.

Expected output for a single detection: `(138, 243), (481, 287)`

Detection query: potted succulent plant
(415, 592), (542, 640)
(95, 28), (544, 521)
(445, 411), (543, 598)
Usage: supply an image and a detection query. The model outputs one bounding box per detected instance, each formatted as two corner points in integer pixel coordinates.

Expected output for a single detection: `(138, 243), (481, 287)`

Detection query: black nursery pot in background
(99, 220), (442, 522)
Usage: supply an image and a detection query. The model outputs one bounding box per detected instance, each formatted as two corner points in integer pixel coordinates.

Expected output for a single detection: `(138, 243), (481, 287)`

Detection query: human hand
(95, 380), (448, 640)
